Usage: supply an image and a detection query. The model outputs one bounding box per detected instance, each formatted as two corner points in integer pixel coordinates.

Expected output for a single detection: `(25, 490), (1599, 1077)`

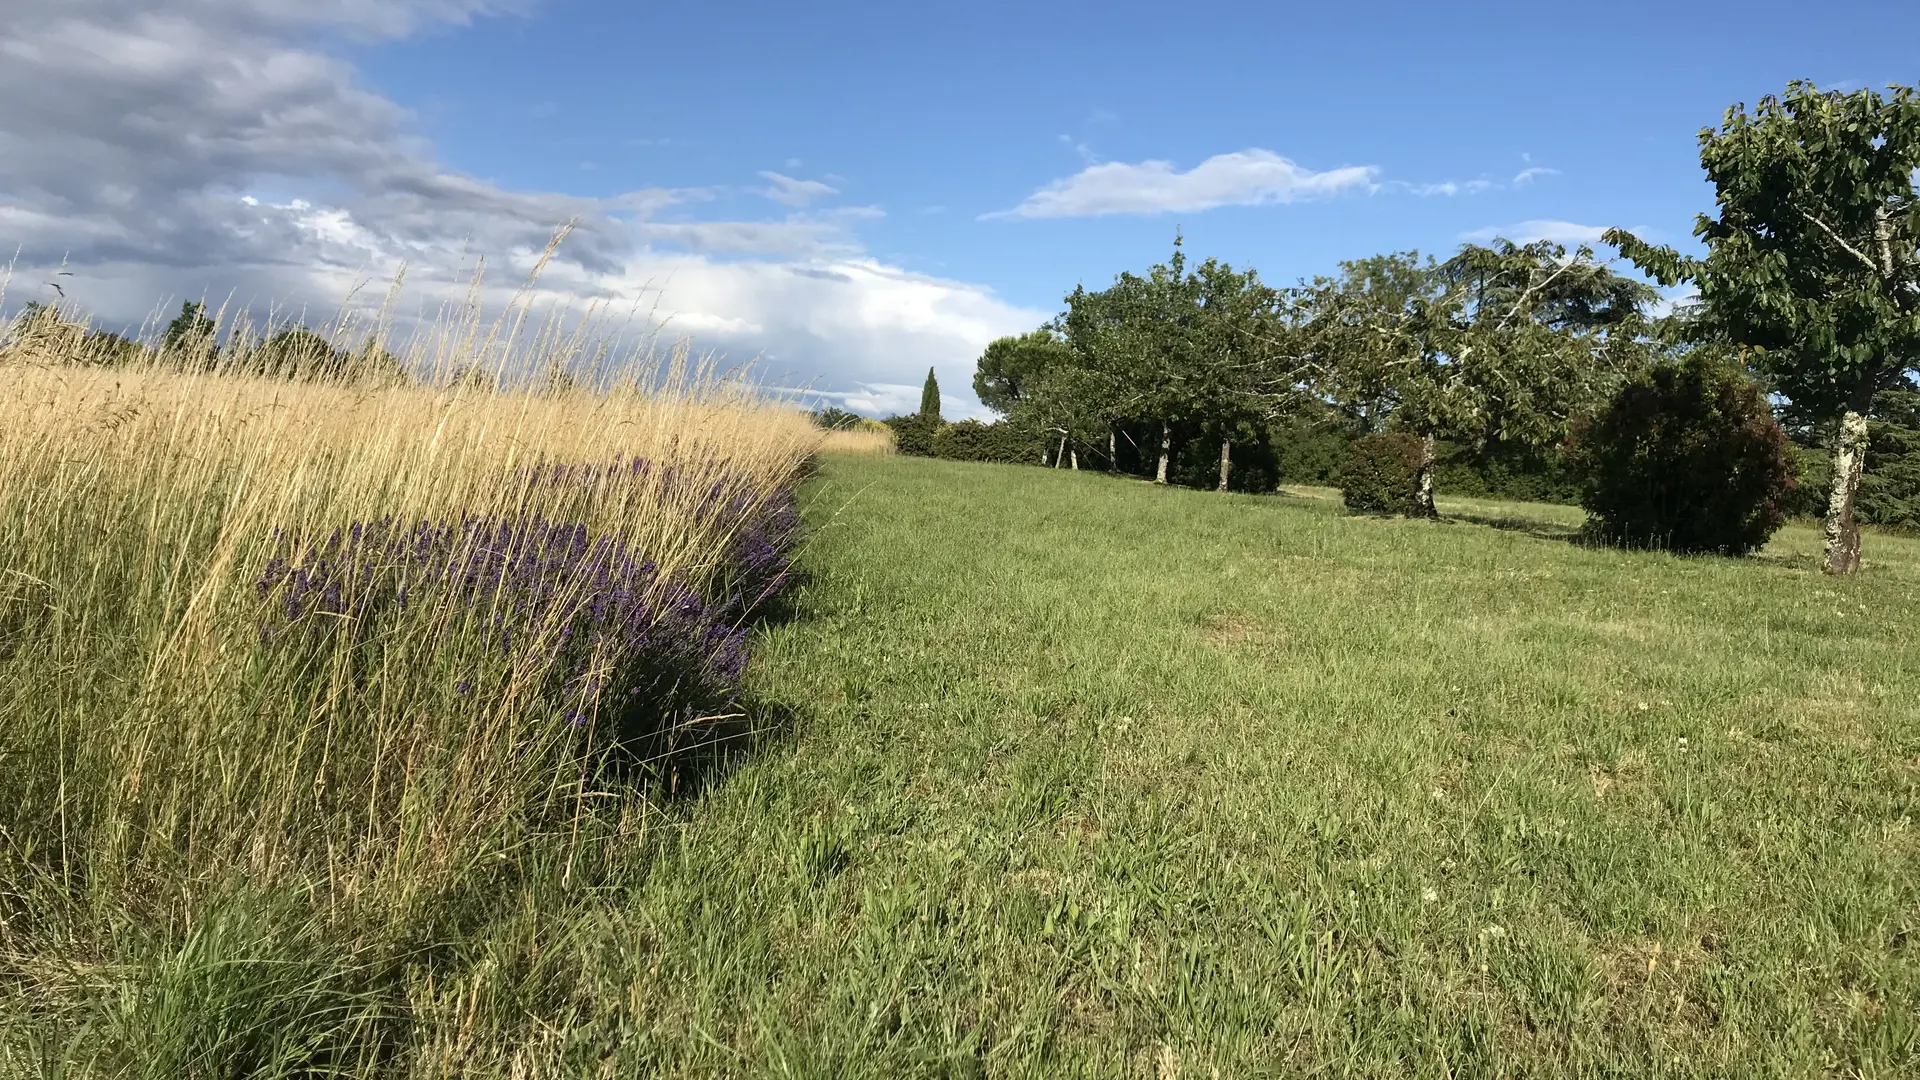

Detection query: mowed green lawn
(619, 453), (1920, 1076)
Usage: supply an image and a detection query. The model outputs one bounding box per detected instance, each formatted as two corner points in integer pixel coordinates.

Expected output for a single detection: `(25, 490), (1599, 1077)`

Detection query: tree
(82, 329), (146, 367)
(1020, 363), (1114, 469)
(919, 366), (941, 420)
(245, 326), (346, 380)
(973, 330), (1072, 415)
(1304, 241), (1656, 516)
(1860, 385), (1920, 529)
(1606, 80), (1920, 574)
(1061, 235), (1214, 484)
(811, 406), (863, 431)
(162, 301), (216, 356)
(1187, 256), (1305, 490)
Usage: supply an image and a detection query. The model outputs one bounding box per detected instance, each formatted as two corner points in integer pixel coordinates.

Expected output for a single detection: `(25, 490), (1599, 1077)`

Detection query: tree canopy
(1607, 80), (1920, 572)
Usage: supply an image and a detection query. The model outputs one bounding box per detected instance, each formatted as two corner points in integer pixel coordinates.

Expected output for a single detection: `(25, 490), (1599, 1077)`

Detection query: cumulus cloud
(1459, 220), (1614, 247)
(983, 149), (1378, 219)
(0, 0), (1038, 412)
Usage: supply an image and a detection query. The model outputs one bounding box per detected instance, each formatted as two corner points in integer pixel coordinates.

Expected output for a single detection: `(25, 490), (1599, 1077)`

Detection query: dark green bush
(1573, 354), (1798, 555)
(883, 413), (941, 457)
(1434, 439), (1582, 505)
(1269, 417), (1355, 487)
(1786, 445), (1832, 519)
(1336, 432), (1423, 515)
(931, 419), (1044, 464)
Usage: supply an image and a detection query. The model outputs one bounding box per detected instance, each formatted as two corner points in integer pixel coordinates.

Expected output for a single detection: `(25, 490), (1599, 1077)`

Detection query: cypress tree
(919, 366), (941, 420)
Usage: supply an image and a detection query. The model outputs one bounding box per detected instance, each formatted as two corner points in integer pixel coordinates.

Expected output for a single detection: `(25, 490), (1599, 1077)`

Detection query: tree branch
(1801, 209), (1883, 276)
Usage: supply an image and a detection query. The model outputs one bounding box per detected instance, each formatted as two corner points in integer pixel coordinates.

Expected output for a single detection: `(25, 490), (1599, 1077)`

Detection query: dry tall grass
(0, 257), (823, 1073)
(819, 421), (896, 455)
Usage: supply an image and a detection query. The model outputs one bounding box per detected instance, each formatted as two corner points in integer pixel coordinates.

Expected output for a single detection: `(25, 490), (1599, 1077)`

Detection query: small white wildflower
(1430, 788), (1446, 801)
(1480, 925), (1507, 939)
(1421, 886), (1439, 903)
(1636, 702), (1650, 712)
(1677, 737), (1689, 753)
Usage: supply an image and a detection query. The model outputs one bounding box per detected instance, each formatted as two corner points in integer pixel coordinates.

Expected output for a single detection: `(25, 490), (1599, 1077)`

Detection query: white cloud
(0, 0), (1032, 413)
(1459, 220), (1613, 246)
(757, 171), (838, 207)
(1056, 134), (1099, 165)
(984, 149), (1378, 220)
(1512, 166), (1561, 187)
(623, 257), (1040, 418)
(1407, 179), (1493, 197)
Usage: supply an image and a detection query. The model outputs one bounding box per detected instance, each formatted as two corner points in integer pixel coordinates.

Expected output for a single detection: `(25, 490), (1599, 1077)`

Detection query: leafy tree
(812, 406), (864, 431)
(347, 341), (409, 385)
(1861, 387), (1920, 529)
(1606, 80), (1920, 573)
(247, 326), (346, 381)
(1060, 237), (1209, 483)
(1186, 256), (1304, 489)
(162, 301), (216, 356)
(1304, 241), (1656, 516)
(82, 329), (146, 367)
(6, 301), (83, 358)
(973, 330), (1072, 415)
(1058, 235), (1303, 485)
(1021, 363), (1116, 468)
(919, 367), (941, 420)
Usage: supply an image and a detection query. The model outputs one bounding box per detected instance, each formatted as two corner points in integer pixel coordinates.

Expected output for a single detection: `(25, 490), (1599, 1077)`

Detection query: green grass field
(594, 453), (1920, 1075)
(9, 450), (1916, 1077)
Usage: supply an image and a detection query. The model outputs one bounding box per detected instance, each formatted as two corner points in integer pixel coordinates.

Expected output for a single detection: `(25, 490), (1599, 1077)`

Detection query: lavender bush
(254, 464), (801, 766)
(515, 454), (802, 619)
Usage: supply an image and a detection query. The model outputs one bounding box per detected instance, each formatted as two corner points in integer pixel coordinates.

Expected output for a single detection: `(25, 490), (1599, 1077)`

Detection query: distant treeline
(829, 211), (1920, 535)
(5, 300), (537, 390)
(857, 386), (1920, 531)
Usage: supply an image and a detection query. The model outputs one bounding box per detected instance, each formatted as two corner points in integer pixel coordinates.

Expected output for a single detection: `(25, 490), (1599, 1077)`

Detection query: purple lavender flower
(253, 470), (801, 762)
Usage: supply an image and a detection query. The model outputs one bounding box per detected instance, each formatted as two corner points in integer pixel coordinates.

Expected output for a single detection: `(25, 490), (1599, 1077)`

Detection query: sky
(4, 0), (1918, 416)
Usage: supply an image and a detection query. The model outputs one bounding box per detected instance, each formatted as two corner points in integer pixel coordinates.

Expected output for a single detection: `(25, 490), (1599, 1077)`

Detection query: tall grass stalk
(0, 248), (819, 1074)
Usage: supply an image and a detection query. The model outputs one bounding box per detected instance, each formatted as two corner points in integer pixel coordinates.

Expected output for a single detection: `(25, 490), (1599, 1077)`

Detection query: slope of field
(708, 454), (1919, 1075)
(8, 447), (1915, 1076)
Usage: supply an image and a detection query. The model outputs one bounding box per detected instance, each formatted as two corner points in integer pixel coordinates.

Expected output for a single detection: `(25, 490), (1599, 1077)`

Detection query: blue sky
(349, 0), (1908, 307)
(6, 1), (1918, 414)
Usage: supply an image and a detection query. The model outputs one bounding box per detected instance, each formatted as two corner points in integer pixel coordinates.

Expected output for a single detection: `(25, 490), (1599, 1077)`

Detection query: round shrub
(1572, 354), (1798, 555)
(1337, 432), (1424, 515)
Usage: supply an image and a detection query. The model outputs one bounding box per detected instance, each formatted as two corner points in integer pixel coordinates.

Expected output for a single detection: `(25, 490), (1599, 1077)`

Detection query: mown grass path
(641, 453), (1919, 1076)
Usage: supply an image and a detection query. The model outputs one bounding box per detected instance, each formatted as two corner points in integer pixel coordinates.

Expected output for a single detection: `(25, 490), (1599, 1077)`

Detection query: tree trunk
(1070, 449), (1080, 471)
(1108, 429), (1118, 473)
(1055, 433), (1068, 468)
(1217, 438), (1231, 492)
(1154, 422), (1171, 485)
(1411, 431), (1439, 519)
(1824, 409), (1870, 574)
